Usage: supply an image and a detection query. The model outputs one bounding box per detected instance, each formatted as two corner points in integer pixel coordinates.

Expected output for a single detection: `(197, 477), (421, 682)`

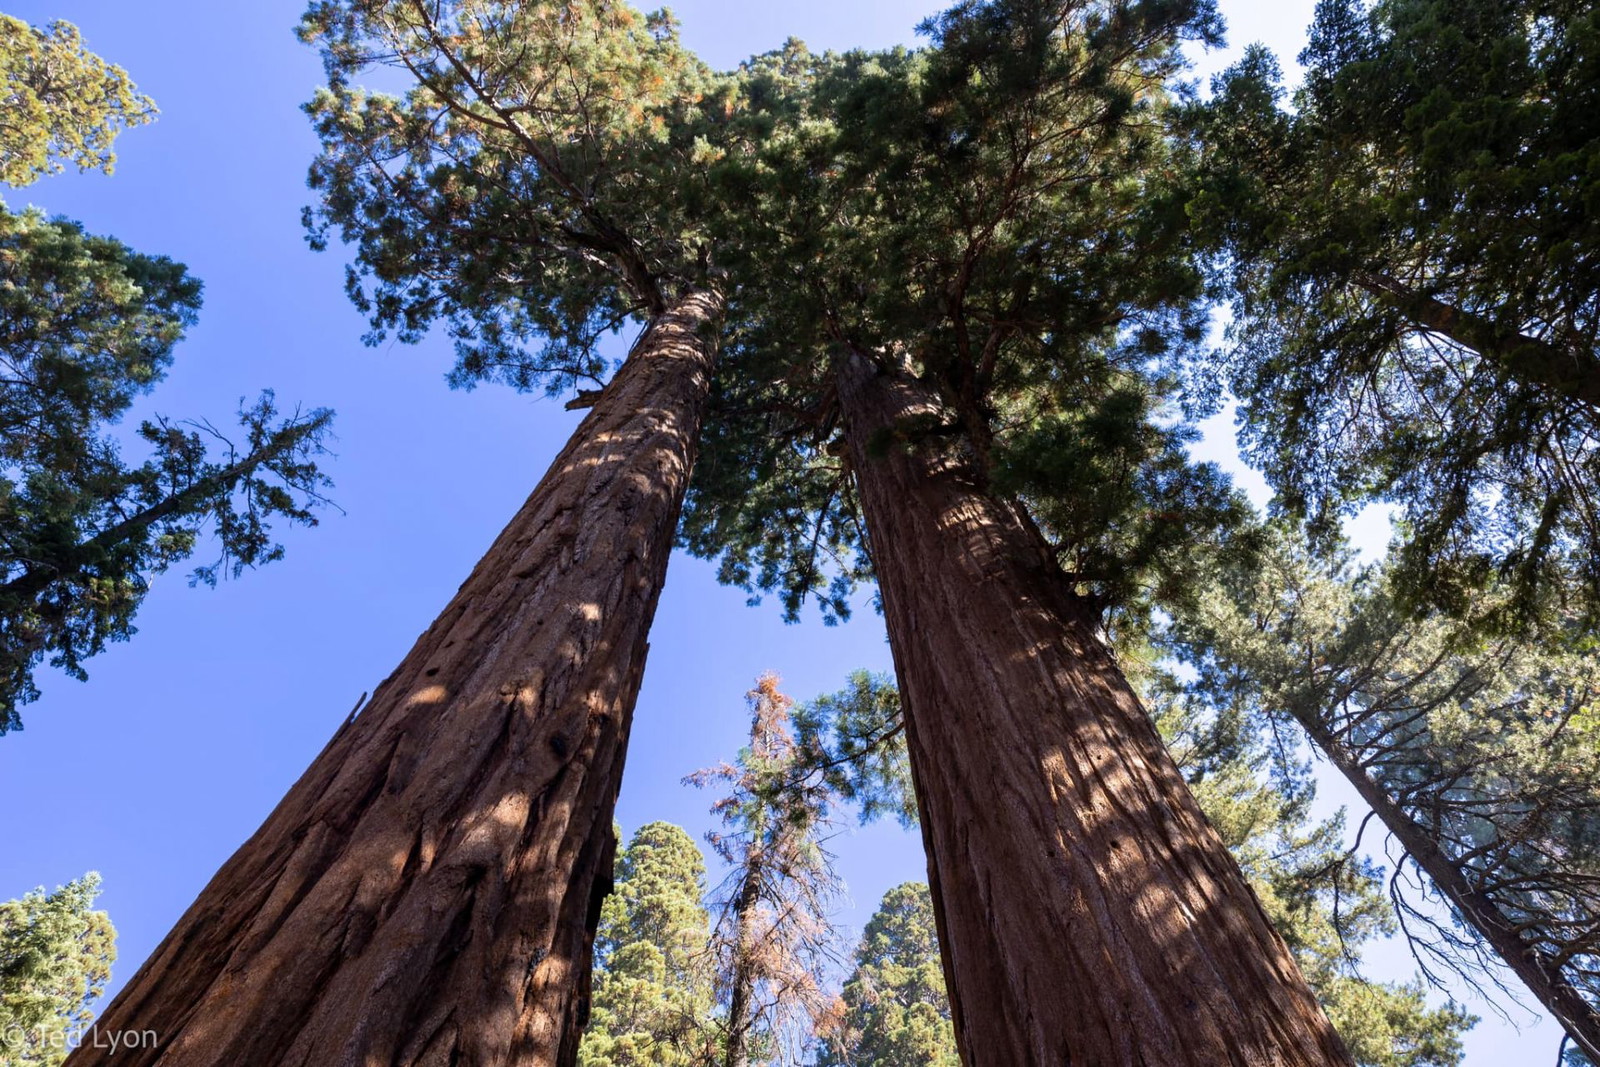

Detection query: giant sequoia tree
(683, 2), (1355, 1062)
(66, 3), (729, 1064)
(1186, 0), (1600, 633)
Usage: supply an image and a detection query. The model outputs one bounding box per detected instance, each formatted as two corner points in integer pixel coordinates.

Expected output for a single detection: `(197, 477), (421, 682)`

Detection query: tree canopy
(681, 0), (1256, 638)
(0, 19), (332, 731)
(0, 15), (154, 188)
(0, 208), (333, 729)
(816, 882), (959, 1067)
(4, 0), (1592, 1060)
(580, 822), (718, 1067)
(299, 0), (729, 395)
(1186, 0), (1600, 634)
(0, 873), (115, 1067)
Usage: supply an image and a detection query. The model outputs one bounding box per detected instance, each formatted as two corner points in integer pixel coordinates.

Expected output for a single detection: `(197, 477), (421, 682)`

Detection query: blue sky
(0, 1), (1563, 1061)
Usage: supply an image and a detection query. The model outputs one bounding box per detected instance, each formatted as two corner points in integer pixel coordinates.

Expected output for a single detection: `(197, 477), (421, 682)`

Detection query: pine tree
(1185, 0), (1600, 633)
(0, 20), (333, 732)
(0, 15), (154, 187)
(0, 874), (116, 1067)
(815, 882), (958, 1067)
(1165, 529), (1600, 1061)
(69, 3), (728, 1063)
(688, 675), (842, 1067)
(579, 823), (718, 1067)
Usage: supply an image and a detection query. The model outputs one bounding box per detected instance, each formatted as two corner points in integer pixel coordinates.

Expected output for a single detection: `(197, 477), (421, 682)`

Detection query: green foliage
(1185, 0), (1600, 633)
(580, 823), (717, 1067)
(816, 882), (958, 1067)
(0, 15), (155, 188)
(0, 16), (333, 729)
(681, 0), (1253, 633)
(299, 0), (728, 395)
(791, 671), (916, 827)
(0, 873), (115, 1067)
(0, 205), (333, 730)
(1163, 527), (1600, 1040)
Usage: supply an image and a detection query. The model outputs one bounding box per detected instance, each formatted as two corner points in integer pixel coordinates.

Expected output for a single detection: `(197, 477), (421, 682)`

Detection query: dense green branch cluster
(298, 0), (728, 394)
(0, 874), (116, 1067)
(683, 1), (1255, 630)
(0, 209), (333, 728)
(1185, 0), (1600, 633)
(0, 15), (154, 188)
(815, 882), (959, 1067)
(580, 823), (719, 1067)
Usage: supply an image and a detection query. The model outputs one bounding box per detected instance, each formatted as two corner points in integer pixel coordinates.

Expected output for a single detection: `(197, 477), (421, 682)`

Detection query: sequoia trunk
(835, 351), (1354, 1067)
(68, 289), (724, 1067)
(1295, 714), (1600, 1063)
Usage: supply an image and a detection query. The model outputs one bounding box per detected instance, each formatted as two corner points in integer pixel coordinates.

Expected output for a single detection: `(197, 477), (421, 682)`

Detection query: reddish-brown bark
(836, 350), (1355, 1067)
(67, 289), (723, 1067)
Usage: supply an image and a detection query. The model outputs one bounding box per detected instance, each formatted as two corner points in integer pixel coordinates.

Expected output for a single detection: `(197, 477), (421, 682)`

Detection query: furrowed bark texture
(836, 351), (1355, 1067)
(1296, 715), (1600, 1063)
(67, 289), (724, 1067)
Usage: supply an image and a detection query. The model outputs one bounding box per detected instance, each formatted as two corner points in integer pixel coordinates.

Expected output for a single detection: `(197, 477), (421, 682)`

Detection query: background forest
(0, 0), (1594, 1064)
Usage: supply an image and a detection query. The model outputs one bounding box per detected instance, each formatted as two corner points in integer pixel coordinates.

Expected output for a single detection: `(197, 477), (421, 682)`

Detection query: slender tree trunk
(1295, 714), (1600, 1063)
(834, 350), (1354, 1067)
(721, 864), (763, 1067)
(67, 289), (724, 1067)
(1352, 271), (1600, 411)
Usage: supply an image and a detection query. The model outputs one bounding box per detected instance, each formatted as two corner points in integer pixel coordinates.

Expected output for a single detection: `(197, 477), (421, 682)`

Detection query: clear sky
(0, 1), (1562, 1062)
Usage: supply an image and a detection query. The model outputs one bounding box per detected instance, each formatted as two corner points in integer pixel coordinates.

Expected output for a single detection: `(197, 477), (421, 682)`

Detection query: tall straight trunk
(1295, 714), (1600, 1062)
(835, 351), (1354, 1067)
(721, 865), (763, 1067)
(67, 289), (724, 1067)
